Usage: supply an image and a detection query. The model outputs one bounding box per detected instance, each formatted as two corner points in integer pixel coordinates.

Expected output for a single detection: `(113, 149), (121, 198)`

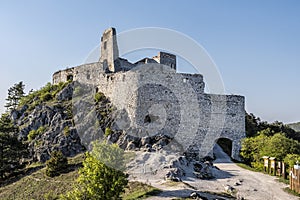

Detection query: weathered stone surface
(56, 83), (73, 101)
(51, 27), (246, 161)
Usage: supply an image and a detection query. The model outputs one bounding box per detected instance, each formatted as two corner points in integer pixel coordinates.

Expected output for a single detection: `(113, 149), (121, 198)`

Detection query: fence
(290, 167), (300, 193)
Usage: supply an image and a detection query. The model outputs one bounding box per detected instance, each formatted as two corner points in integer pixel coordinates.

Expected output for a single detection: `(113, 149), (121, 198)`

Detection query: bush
(105, 127), (112, 137)
(28, 126), (47, 141)
(64, 126), (70, 137)
(284, 154), (300, 170)
(45, 151), (68, 177)
(19, 82), (70, 109)
(41, 92), (52, 102)
(28, 130), (38, 141)
(94, 92), (106, 103)
(61, 141), (128, 199)
(241, 130), (300, 169)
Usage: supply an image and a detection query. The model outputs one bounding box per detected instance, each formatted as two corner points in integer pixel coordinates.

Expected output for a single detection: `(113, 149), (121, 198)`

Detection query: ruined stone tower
(99, 27), (119, 72)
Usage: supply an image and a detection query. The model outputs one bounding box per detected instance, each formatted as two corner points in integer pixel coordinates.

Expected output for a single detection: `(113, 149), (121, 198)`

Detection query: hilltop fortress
(52, 27), (245, 160)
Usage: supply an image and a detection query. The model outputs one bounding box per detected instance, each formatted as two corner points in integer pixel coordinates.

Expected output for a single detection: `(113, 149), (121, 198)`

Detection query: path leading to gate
(133, 145), (297, 199)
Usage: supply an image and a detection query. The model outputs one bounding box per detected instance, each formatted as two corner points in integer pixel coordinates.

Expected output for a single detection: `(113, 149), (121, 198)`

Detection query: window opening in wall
(104, 41), (107, 50)
(144, 115), (151, 123)
(87, 70), (90, 80)
(103, 59), (108, 71)
(67, 75), (73, 81)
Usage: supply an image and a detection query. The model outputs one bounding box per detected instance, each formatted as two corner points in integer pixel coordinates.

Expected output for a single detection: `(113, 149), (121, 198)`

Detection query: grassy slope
(0, 153), (161, 200)
(122, 181), (162, 200)
(0, 154), (84, 200)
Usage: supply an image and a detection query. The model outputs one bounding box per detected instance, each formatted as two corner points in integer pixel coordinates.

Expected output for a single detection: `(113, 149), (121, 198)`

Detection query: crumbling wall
(52, 61), (245, 160)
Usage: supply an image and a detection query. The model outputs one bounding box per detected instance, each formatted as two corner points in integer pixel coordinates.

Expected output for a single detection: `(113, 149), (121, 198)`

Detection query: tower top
(99, 27), (119, 72)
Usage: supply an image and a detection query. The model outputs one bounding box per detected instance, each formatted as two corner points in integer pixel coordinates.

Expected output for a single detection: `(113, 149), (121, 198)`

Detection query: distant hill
(288, 122), (300, 132)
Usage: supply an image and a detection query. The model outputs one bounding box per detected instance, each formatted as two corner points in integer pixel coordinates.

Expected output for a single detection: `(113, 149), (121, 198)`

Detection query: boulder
(56, 83), (73, 101)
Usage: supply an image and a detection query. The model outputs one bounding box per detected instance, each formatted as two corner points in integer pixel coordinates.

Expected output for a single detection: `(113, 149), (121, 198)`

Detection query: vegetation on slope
(0, 113), (27, 180)
(0, 80), (130, 199)
(242, 113), (300, 170)
(0, 153), (84, 200)
(61, 141), (128, 200)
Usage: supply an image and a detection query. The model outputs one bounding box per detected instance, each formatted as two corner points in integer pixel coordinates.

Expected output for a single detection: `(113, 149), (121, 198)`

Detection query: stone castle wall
(51, 27), (245, 160)
(52, 62), (245, 160)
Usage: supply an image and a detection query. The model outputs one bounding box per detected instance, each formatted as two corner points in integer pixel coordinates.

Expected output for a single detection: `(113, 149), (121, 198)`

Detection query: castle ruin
(53, 27), (245, 160)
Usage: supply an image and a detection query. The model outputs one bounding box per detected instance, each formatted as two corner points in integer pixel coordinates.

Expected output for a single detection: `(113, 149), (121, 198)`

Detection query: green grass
(0, 154), (160, 200)
(277, 177), (290, 185)
(122, 181), (162, 200)
(0, 166), (78, 200)
(0, 154), (84, 200)
(283, 187), (300, 198)
(236, 162), (261, 172)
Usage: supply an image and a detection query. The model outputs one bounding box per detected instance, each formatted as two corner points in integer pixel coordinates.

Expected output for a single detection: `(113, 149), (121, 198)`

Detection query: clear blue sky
(0, 0), (299, 123)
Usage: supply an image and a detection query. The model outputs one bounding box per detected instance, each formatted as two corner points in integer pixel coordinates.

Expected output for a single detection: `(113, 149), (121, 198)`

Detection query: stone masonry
(52, 27), (245, 160)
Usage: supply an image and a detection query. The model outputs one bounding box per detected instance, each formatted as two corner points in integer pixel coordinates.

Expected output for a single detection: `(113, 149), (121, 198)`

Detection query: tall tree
(0, 114), (27, 179)
(5, 81), (25, 111)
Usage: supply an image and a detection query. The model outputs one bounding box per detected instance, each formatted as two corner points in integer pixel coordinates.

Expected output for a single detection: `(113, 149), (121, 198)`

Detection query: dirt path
(185, 145), (298, 200)
(141, 145), (298, 200)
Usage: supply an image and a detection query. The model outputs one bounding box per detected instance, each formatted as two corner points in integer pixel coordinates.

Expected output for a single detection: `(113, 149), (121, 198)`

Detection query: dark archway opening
(216, 138), (232, 157)
(67, 75), (73, 81)
(144, 115), (151, 123)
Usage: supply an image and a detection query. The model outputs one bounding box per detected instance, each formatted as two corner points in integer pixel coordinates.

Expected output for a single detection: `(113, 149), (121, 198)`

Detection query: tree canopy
(5, 81), (25, 111)
(61, 141), (128, 200)
(0, 114), (27, 179)
(241, 128), (300, 169)
(245, 112), (299, 141)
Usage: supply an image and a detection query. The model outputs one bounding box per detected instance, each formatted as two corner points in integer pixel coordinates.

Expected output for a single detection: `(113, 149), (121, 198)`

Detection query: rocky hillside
(12, 81), (114, 162)
(288, 122), (300, 132)
(9, 80), (219, 186)
(12, 81), (178, 163)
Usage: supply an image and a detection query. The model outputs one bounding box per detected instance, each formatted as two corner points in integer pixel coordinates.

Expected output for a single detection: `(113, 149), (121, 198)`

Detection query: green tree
(241, 129), (300, 169)
(0, 113), (17, 133)
(284, 154), (300, 170)
(240, 133), (269, 166)
(5, 81), (25, 111)
(245, 112), (298, 141)
(260, 133), (300, 160)
(0, 114), (27, 179)
(62, 141), (128, 200)
(245, 112), (260, 137)
(45, 151), (68, 177)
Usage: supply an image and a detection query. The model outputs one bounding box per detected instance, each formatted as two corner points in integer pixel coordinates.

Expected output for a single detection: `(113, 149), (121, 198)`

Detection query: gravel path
(184, 145), (298, 200)
(131, 145), (298, 200)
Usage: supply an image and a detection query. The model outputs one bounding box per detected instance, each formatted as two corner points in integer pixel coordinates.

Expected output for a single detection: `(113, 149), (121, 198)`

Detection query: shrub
(45, 151), (68, 177)
(41, 92), (52, 102)
(28, 130), (38, 141)
(61, 141), (128, 199)
(64, 126), (70, 137)
(19, 82), (70, 109)
(37, 126), (46, 134)
(27, 126), (47, 141)
(241, 130), (300, 169)
(105, 127), (112, 137)
(284, 154), (300, 169)
(94, 92), (106, 103)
